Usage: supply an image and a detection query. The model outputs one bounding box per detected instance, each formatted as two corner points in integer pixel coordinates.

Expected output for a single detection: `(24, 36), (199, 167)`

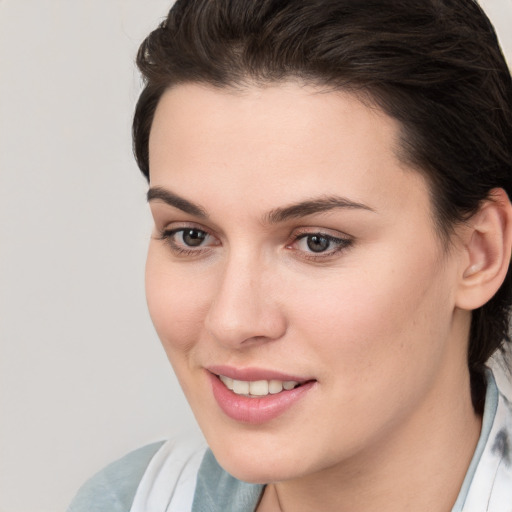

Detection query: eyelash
(157, 226), (353, 261)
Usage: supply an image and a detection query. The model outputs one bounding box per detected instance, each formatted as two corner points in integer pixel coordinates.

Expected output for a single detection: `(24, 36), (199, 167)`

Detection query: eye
(288, 231), (353, 259)
(158, 226), (219, 255)
(178, 228), (208, 247)
(302, 234), (332, 253)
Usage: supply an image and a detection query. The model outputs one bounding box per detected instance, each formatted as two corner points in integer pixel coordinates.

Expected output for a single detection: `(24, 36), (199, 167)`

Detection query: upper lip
(206, 365), (313, 382)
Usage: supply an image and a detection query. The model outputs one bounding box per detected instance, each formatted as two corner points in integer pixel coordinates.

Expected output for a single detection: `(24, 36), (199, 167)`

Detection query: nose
(204, 253), (287, 348)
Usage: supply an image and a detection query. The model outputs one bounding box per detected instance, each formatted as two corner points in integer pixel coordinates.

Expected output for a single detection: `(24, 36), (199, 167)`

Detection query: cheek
(145, 244), (211, 357)
(289, 249), (453, 381)
(277, 254), (456, 457)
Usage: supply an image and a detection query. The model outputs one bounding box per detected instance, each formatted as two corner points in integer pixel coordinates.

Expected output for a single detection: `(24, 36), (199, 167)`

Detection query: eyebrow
(265, 196), (374, 223)
(147, 187), (374, 223)
(147, 187), (208, 218)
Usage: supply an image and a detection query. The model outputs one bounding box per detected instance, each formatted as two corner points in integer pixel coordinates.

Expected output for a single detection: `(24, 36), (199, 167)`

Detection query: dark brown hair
(133, 0), (512, 405)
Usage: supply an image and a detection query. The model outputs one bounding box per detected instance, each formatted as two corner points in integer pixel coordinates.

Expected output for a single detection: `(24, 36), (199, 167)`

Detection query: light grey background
(0, 1), (511, 511)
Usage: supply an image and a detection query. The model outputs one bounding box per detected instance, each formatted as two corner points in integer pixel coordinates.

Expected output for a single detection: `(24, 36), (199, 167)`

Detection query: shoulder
(66, 441), (165, 512)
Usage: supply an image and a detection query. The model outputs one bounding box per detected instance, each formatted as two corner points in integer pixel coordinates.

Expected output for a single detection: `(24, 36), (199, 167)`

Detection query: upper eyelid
(160, 221), (214, 235)
(291, 226), (352, 239)
(150, 205), (222, 234)
(162, 224), (209, 233)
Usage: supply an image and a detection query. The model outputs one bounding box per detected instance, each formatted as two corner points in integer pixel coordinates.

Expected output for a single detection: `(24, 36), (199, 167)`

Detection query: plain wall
(1, 1), (511, 511)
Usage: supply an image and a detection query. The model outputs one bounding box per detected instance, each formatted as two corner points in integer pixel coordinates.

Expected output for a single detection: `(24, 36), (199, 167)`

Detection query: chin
(220, 459), (294, 484)
(209, 441), (311, 484)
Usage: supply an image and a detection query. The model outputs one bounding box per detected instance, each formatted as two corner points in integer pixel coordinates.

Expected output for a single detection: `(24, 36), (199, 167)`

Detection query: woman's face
(146, 82), (469, 482)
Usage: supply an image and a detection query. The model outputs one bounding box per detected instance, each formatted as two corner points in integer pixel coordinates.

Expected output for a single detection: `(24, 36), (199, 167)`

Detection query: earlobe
(456, 188), (512, 310)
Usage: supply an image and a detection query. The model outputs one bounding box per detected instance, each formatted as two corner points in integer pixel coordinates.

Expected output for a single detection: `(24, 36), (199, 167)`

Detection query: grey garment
(192, 449), (264, 512)
(67, 441), (164, 512)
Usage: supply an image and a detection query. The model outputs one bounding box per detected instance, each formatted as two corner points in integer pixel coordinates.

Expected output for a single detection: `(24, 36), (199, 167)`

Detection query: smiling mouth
(217, 374), (307, 397)
(210, 371), (317, 423)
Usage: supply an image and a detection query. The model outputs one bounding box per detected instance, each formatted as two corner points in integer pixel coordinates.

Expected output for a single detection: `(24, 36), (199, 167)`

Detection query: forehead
(148, 82), (432, 224)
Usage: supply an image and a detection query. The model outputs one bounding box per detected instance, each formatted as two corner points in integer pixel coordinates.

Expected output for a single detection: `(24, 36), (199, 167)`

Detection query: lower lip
(208, 372), (316, 424)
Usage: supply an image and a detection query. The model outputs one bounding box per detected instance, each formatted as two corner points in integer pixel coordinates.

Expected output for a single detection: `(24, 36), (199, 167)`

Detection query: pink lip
(207, 368), (316, 424)
(207, 365), (310, 382)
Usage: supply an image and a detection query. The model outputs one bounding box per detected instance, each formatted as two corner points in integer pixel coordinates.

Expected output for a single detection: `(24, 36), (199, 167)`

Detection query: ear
(455, 188), (512, 310)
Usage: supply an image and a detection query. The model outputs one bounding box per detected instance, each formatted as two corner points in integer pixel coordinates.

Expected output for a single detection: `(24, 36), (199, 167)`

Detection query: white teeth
(268, 380), (283, 394)
(219, 375), (234, 390)
(219, 375), (300, 397)
(249, 380), (269, 396)
(232, 379), (250, 395)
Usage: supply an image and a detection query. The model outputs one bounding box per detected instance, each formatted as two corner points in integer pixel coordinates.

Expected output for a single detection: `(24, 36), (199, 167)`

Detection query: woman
(69, 0), (512, 510)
